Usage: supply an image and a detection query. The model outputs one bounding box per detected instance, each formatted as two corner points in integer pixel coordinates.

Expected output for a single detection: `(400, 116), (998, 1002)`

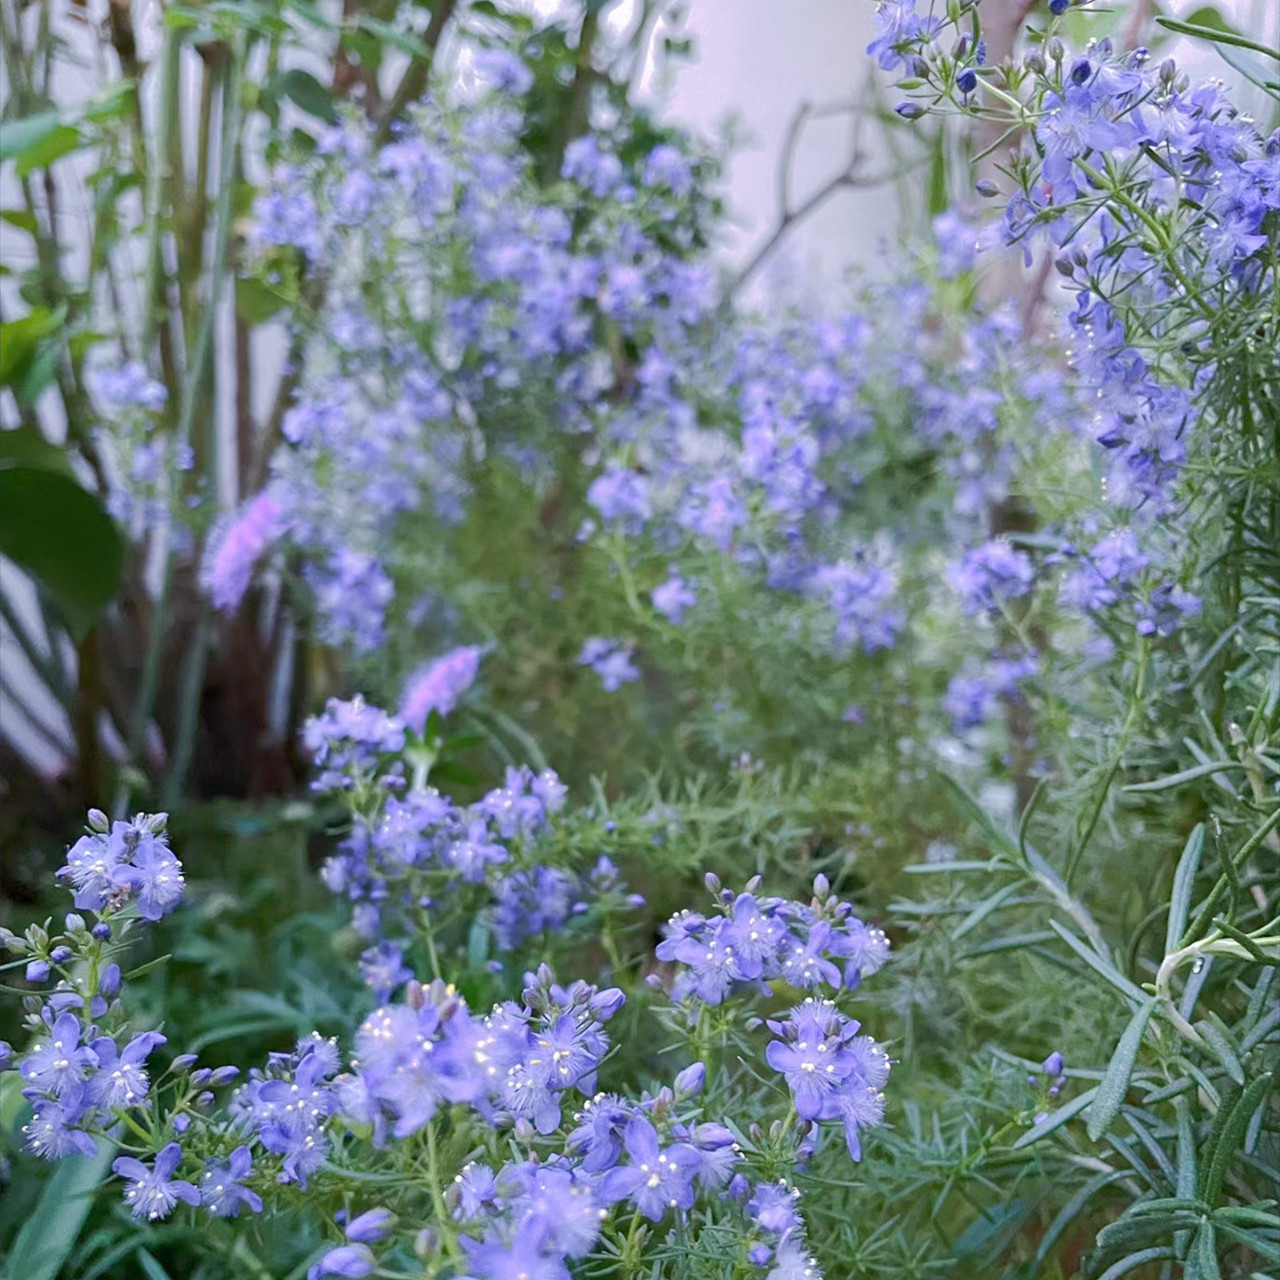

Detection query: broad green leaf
(4, 1138), (114, 1280)
(14, 123), (85, 178)
(0, 426), (76, 477)
(0, 466), (124, 640)
(0, 307), (65, 388)
(268, 68), (338, 123)
(1088, 997), (1156, 1140)
(0, 110), (63, 162)
(236, 277), (290, 324)
(0, 207), (37, 235)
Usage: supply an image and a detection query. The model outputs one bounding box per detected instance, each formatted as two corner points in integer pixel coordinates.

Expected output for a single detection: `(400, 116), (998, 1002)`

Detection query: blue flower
(200, 1145), (263, 1217)
(114, 1142), (200, 1220)
(600, 1116), (699, 1221)
(21, 1011), (97, 1097)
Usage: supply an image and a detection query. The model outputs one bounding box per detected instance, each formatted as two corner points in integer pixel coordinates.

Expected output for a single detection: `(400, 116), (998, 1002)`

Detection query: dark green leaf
(236, 277), (290, 324)
(0, 467), (123, 640)
(0, 426), (76, 477)
(0, 307), (65, 388)
(269, 68), (338, 123)
(1200, 1072), (1274, 1203)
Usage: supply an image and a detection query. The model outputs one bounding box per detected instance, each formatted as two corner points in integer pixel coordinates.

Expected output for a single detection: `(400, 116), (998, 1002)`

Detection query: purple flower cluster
(947, 541), (1036, 616)
(20, 1007), (167, 1160)
(656, 877), (890, 1007)
(766, 998), (890, 1160)
(232, 89), (716, 651)
(229, 1034), (341, 1187)
(202, 490), (284, 612)
(337, 976), (621, 1145)
(578, 637), (640, 691)
(400, 643), (485, 731)
(306, 697), (631, 969)
(57, 811), (184, 922)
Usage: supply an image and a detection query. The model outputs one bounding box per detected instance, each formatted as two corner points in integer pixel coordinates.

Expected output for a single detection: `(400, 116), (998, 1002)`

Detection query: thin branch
(375, 0), (460, 144)
(725, 100), (888, 302)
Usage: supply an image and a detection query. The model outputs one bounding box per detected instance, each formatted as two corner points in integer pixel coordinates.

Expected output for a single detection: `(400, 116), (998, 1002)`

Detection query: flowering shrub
(3, 760), (893, 1279)
(2, 2), (1278, 1278)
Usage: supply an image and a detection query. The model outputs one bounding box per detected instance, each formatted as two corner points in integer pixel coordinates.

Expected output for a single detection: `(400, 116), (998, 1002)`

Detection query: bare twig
(725, 100), (887, 302)
(375, 0), (460, 144)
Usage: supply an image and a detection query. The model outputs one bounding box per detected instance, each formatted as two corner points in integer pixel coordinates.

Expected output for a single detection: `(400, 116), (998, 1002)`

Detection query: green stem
(1064, 639), (1148, 887)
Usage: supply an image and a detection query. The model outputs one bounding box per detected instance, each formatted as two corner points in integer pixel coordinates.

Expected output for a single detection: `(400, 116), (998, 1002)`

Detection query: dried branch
(725, 99), (887, 303)
(375, 0), (460, 143)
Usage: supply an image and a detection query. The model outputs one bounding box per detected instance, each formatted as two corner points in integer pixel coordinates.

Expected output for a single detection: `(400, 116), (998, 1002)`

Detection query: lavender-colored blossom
(200, 1146), (263, 1217)
(600, 1116), (699, 1222)
(114, 1142), (201, 1220)
(652, 572), (697, 624)
(578, 638), (639, 692)
(948, 541), (1035, 615)
(202, 490), (283, 612)
(400, 644), (485, 730)
(88, 361), (168, 414)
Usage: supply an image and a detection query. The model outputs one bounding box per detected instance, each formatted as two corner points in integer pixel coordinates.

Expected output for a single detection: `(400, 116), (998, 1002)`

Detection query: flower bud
(414, 1229), (436, 1260)
(1024, 51), (1046, 74)
(173, 1113), (191, 1134)
(87, 809), (110, 833)
(1042, 1051), (1064, 1076)
(703, 872), (721, 895)
(895, 102), (926, 120)
(1047, 37), (1065, 64)
(172, 1053), (199, 1072)
(1159, 58), (1177, 84)
(589, 987), (626, 1021)
(314, 1244), (374, 1279)
(346, 1207), (394, 1243)
(92, 922), (112, 941)
(25, 959), (49, 983)
(674, 1062), (706, 1099)
(98, 963), (122, 998)
(49, 946), (73, 964)
(975, 178), (1000, 197)
(1054, 256), (1075, 278)
(64, 914), (86, 934)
